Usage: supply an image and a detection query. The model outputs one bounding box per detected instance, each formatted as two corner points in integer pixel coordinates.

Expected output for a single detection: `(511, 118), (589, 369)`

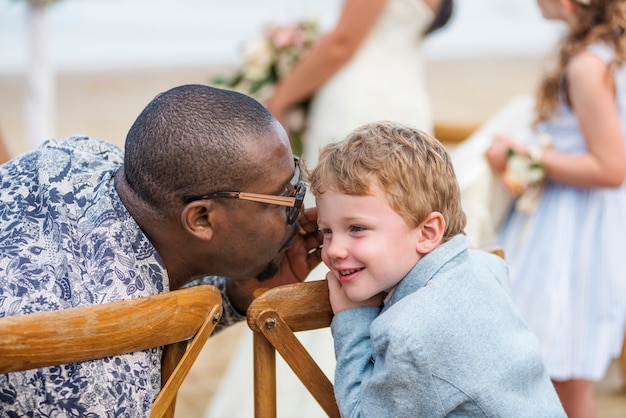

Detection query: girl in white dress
(266, 0), (452, 168)
(485, 1), (626, 416)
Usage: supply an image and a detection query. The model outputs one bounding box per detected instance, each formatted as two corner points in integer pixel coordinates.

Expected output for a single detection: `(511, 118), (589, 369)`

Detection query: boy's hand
(326, 271), (384, 314)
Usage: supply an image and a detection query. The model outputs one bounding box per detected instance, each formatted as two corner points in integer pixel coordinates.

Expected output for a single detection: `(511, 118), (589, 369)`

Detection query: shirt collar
(384, 234), (469, 308)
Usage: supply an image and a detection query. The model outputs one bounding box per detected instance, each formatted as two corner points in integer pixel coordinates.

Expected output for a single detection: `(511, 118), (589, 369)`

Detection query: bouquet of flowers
(502, 149), (545, 196)
(502, 133), (552, 213)
(214, 18), (322, 154)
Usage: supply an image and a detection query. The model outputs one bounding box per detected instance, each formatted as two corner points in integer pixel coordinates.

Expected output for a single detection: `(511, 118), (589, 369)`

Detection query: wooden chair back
(0, 285), (222, 418)
(247, 279), (338, 418)
(434, 121), (481, 144)
(247, 247), (505, 418)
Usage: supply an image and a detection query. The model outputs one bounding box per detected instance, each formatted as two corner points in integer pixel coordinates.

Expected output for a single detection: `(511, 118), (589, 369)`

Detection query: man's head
(120, 85), (302, 286)
(310, 121), (466, 242)
(124, 84), (278, 213)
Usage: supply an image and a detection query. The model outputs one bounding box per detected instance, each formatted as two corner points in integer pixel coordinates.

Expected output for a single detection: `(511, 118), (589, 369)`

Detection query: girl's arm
(540, 51), (626, 188)
(265, 0), (389, 124)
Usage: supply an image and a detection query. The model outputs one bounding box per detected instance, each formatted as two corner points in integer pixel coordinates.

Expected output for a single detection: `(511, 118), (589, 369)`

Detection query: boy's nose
(324, 236), (349, 260)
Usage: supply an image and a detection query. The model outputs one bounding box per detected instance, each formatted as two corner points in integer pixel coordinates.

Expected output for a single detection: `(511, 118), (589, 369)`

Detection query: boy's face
(316, 184), (422, 302)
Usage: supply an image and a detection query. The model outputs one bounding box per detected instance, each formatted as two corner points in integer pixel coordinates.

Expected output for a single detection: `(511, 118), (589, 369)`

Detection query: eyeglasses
(185, 157), (306, 225)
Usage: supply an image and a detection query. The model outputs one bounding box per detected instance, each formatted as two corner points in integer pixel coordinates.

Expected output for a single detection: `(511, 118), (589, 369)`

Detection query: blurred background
(0, 0), (564, 156)
(5, 1), (625, 417)
(1, 0), (562, 73)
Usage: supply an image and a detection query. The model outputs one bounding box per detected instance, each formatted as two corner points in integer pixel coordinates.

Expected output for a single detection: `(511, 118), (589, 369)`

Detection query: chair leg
(253, 332), (277, 418)
(257, 312), (340, 418)
(157, 341), (187, 418)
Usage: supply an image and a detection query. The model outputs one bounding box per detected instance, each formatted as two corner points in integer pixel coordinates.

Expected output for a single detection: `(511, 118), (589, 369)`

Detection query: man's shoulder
(50, 135), (124, 164)
(2, 136), (124, 181)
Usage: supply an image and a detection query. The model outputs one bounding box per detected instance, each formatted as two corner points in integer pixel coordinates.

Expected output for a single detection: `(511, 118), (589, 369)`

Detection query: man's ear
(181, 201), (215, 241)
(416, 211), (445, 254)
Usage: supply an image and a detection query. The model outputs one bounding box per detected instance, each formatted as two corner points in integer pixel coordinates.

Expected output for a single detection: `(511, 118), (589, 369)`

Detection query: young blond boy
(310, 121), (565, 417)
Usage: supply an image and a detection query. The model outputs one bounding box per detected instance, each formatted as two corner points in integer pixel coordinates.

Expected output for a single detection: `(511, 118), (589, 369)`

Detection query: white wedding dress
(303, 0), (436, 168)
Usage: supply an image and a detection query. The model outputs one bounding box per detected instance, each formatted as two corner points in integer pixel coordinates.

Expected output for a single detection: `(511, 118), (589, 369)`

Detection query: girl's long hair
(534, 0), (626, 125)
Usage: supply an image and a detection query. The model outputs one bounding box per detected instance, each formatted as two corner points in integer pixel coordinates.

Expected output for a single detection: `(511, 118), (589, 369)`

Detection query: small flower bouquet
(213, 18), (322, 154)
(502, 134), (552, 213)
(502, 149), (545, 196)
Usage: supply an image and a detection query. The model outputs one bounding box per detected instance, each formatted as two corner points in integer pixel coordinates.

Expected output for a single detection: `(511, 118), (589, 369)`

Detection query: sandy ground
(1, 56), (625, 417)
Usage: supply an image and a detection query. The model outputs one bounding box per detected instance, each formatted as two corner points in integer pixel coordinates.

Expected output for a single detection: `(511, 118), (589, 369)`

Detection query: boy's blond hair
(309, 121), (466, 242)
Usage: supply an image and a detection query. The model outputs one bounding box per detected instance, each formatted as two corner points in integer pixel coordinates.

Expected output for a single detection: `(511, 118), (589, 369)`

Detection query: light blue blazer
(331, 235), (566, 417)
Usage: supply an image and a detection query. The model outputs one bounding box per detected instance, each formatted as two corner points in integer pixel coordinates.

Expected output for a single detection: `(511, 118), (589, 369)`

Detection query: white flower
(503, 151), (544, 196)
(242, 37), (274, 81)
(213, 17), (322, 153)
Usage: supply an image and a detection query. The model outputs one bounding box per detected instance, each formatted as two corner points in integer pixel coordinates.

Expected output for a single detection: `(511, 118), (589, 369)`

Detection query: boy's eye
(320, 228), (332, 235)
(349, 225), (366, 233)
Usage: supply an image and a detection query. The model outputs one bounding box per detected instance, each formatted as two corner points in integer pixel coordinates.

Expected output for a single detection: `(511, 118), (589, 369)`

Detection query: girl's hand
(485, 134), (521, 174)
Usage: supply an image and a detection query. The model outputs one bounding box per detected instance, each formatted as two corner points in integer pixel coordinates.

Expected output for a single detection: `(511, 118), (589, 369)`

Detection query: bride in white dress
(266, 0), (452, 167)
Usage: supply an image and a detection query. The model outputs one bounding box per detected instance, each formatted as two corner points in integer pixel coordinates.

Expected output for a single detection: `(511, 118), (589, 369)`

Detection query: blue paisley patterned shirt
(0, 136), (244, 417)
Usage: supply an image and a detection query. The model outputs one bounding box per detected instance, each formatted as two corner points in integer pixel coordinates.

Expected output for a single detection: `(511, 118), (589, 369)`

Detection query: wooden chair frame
(0, 285), (222, 418)
(434, 121), (481, 144)
(247, 279), (339, 418)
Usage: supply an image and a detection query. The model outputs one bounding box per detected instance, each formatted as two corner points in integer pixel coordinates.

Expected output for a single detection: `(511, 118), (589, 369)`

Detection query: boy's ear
(416, 211), (445, 254)
(181, 201), (215, 241)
